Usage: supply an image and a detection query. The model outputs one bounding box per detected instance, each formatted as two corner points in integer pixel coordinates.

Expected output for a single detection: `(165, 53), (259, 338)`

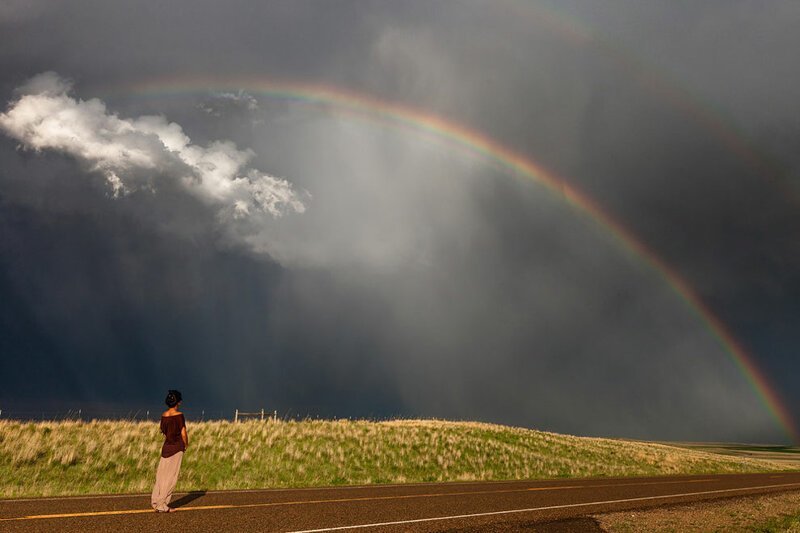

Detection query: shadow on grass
(170, 490), (207, 508)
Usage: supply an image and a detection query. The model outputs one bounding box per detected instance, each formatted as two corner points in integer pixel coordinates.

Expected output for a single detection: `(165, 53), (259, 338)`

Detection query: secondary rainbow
(500, 0), (795, 202)
(115, 76), (798, 443)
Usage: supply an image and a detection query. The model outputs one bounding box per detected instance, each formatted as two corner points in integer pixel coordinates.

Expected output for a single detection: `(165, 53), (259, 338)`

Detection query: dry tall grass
(0, 418), (793, 498)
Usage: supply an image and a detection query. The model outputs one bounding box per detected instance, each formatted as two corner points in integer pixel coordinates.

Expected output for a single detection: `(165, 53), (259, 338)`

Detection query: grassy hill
(0, 418), (795, 498)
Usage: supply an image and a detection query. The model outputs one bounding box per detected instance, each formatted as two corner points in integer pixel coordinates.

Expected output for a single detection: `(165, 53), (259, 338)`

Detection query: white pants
(151, 451), (183, 511)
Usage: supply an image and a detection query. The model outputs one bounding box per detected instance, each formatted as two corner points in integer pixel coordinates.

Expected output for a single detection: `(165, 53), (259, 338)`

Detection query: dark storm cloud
(1, 1), (798, 442)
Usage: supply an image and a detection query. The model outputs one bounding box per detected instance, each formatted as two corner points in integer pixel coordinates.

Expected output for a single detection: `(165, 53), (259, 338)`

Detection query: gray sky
(1, 1), (798, 443)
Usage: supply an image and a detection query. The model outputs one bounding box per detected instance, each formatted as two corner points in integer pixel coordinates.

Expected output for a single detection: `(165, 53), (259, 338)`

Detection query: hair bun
(165, 389), (182, 408)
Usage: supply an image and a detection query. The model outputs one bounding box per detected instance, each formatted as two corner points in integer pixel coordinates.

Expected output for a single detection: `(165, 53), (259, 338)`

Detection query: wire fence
(0, 408), (277, 422)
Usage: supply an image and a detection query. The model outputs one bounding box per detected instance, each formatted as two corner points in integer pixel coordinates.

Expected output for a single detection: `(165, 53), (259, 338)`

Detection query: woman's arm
(181, 425), (189, 448)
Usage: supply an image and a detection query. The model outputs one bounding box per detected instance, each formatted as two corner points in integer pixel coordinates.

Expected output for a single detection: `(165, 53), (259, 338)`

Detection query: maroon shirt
(160, 413), (186, 458)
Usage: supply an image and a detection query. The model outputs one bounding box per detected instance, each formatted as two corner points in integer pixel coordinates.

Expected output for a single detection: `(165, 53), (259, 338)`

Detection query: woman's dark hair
(165, 389), (182, 408)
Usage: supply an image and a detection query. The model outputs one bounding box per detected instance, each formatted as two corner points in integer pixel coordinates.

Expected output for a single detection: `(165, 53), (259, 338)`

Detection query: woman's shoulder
(161, 410), (183, 418)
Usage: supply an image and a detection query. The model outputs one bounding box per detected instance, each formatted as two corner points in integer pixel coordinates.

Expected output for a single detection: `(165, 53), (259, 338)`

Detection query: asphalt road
(2, 473), (800, 532)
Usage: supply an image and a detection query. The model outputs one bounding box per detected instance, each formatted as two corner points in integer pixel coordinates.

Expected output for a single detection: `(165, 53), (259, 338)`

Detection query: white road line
(1, 493), (149, 503)
(0, 478), (577, 503)
(0, 481), (520, 503)
(0, 475), (787, 506)
(0, 477), (717, 505)
(285, 482), (800, 533)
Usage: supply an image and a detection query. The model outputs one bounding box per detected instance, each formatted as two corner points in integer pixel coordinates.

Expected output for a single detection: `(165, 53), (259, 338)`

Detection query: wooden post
(273, 410), (277, 422)
(260, 408), (265, 421)
(234, 409), (239, 423)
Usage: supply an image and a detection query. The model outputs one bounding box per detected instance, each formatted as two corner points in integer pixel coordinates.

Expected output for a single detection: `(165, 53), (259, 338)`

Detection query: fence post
(273, 410), (277, 422)
(260, 408), (264, 421)
(234, 409), (239, 423)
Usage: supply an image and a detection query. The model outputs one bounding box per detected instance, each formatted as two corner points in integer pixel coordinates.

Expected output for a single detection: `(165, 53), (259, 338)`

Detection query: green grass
(0, 418), (795, 498)
(751, 513), (800, 532)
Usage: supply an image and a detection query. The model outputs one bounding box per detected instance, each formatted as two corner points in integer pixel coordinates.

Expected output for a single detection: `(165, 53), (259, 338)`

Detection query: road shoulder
(594, 489), (800, 532)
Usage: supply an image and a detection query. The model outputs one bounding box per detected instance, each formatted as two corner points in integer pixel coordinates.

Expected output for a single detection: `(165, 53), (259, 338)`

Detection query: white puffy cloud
(212, 90), (260, 111)
(0, 72), (305, 216)
(198, 90), (260, 118)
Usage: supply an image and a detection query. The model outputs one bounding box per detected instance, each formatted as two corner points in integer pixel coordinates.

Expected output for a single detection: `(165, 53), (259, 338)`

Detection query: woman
(151, 389), (188, 513)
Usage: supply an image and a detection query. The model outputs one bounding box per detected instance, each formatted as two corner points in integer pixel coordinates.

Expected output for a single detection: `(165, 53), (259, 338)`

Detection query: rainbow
(110, 76), (798, 443)
(500, 0), (796, 202)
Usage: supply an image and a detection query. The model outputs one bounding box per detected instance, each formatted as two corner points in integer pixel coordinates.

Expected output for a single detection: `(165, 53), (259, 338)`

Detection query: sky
(0, 1), (798, 443)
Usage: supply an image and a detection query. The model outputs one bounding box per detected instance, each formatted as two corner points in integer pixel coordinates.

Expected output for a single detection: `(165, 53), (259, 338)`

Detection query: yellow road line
(0, 478), (719, 522)
(1, 508), (158, 520)
(0, 485), (582, 522)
